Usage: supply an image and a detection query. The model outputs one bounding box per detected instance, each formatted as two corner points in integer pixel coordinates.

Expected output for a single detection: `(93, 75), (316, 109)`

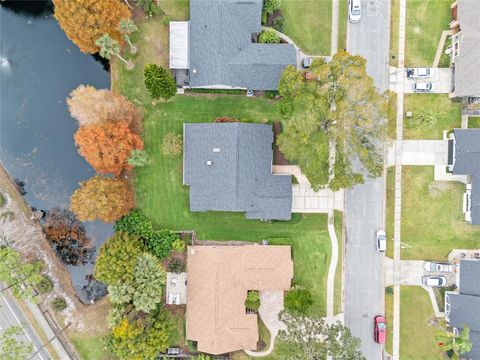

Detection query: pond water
(0, 1), (113, 303)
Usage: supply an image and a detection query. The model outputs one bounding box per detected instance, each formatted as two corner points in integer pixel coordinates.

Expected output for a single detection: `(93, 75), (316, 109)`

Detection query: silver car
(423, 262), (454, 273)
(414, 82), (434, 92)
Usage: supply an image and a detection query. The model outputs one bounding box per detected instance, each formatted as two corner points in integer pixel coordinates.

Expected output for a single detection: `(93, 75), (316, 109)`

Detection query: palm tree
(95, 34), (133, 69)
(436, 326), (472, 359)
(119, 19), (138, 54)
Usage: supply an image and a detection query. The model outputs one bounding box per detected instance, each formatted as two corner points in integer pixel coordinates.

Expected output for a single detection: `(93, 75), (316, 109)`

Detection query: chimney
(207, 160), (212, 166)
(213, 148), (220, 153)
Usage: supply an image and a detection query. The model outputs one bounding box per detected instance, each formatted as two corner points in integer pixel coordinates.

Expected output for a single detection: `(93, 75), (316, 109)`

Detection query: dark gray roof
(183, 123), (292, 220)
(447, 293), (480, 332)
(453, 129), (480, 224)
(188, 0), (296, 90)
(459, 260), (480, 296)
(464, 330), (480, 360)
(454, 0), (480, 97)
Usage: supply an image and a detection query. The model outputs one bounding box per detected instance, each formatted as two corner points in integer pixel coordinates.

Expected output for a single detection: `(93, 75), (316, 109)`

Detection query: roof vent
(213, 148), (220, 153)
(192, 69), (197, 74)
(207, 160), (212, 166)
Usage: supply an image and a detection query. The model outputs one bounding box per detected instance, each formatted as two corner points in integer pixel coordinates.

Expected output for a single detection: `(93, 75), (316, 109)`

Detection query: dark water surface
(0, 1), (113, 303)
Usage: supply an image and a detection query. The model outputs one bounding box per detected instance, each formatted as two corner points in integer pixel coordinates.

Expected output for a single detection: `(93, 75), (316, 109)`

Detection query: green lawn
(388, 91), (397, 139)
(280, 0), (332, 55)
(390, 0), (400, 67)
(337, 0), (347, 51)
(133, 95), (330, 316)
(169, 312), (186, 347)
(400, 286), (446, 359)
(405, 0), (451, 67)
(469, 117), (480, 128)
(386, 167), (395, 259)
(401, 166), (480, 260)
(69, 335), (114, 360)
(385, 287), (394, 355)
(334, 210), (343, 315)
(403, 94), (462, 140)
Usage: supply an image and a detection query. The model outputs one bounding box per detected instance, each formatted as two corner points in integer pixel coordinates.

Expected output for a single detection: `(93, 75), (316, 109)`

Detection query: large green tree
(278, 51), (387, 191)
(0, 247), (43, 301)
(278, 312), (365, 360)
(0, 326), (33, 360)
(109, 253), (166, 313)
(144, 64), (176, 101)
(105, 310), (172, 360)
(94, 232), (145, 285)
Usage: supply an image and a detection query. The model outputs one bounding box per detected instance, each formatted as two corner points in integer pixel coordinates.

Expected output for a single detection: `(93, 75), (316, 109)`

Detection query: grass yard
(386, 167), (395, 259)
(469, 117), (480, 128)
(334, 211), (343, 315)
(390, 0), (400, 67)
(280, 0), (332, 55)
(69, 334), (115, 360)
(400, 286), (446, 359)
(388, 91), (397, 139)
(133, 95), (330, 316)
(403, 94), (462, 140)
(385, 287), (394, 356)
(337, 0), (347, 51)
(401, 166), (480, 260)
(405, 0), (451, 67)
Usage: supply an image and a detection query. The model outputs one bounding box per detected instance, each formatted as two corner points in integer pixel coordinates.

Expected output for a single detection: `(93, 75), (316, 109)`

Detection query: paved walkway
(331, 0), (339, 56)
(433, 30), (454, 67)
(392, 0), (407, 358)
(326, 205), (339, 319)
(244, 291), (286, 357)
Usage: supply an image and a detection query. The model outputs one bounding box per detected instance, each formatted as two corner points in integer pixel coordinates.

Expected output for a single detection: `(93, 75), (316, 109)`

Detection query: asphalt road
(344, 0), (391, 359)
(0, 289), (51, 360)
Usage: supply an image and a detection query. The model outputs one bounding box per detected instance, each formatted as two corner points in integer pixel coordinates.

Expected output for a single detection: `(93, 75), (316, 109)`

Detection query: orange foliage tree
(53, 0), (130, 54)
(74, 121), (143, 176)
(67, 85), (142, 133)
(70, 176), (134, 222)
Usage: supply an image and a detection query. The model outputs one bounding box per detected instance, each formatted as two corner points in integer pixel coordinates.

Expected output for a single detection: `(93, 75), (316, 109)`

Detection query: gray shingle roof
(183, 123), (292, 220)
(454, 0), (480, 97)
(447, 293), (480, 332)
(464, 330), (480, 360)
(459, 260), (480, 297)
(453, 129), (480, 224)
(188, 0), (296, 90)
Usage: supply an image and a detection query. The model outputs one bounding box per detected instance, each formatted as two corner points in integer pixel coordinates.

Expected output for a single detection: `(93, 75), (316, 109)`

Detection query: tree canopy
(105, 310), (172, 360)
(67, 85), (141, 132)
(74, 121), (143, 176)
(278, 313), (365, 360)
(0, 247), (43, 300)
(0, 326), (33, 360)
(70, 176), (135, 222)
(53, 0), (130, 54)
(144, 64), (177, 101)
(94, 232), (146, 285)
(278, 51), (387, 191)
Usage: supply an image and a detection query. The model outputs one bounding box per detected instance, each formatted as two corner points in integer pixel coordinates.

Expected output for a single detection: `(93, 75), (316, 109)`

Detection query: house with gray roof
(449, 0), (480, 98)
(169, 0), (296, 90)
(447, 129), (480, 224)
(183, 123), (292, 220)
(445, 260), (480, 360)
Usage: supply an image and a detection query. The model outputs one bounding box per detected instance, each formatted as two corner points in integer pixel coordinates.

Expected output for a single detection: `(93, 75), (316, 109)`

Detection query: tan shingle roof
(186, 245), (293, 355)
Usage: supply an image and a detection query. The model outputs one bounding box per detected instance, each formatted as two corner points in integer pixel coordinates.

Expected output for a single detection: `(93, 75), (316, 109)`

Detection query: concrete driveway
(390, 67), (452, 94)
(385, 259), (456, 286)
(387, 140), (449, 166)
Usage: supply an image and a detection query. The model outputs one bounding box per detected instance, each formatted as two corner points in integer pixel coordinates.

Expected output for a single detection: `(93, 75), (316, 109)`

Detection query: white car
(348, 0), (362, 23)
(423, 262), (454, 273)
(414, 82), (434, 92)
(376, 229), (387, 253)
(422, 275), (447, 287)
(406, 68), (431, 78)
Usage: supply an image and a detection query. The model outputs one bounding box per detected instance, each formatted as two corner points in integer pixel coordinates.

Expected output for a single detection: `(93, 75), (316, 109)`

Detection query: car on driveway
(374, 315), (387, 344)
(414, 82), (434, 93)
(423, 262), (454, 273)
(407, 67), (431, 78)
(348, 0), (362, 23)
(422, 275), (447, 287)
(376, 229), (387, 253)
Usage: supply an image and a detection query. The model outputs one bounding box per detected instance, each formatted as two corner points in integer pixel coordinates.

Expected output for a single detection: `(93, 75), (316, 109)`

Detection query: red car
(374, 315), (387, 344)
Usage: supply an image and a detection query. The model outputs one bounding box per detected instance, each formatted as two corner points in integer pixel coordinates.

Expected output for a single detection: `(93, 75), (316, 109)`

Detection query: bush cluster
(245, 290), (260, 311)
(36, 275), (54, 294)
(0, 192), (5, 207)
(167, 257), (185, 273)
(51, 297), (67, 312)
(258, 30), (281, 44)
(162, 133), (183, 157)
(407, 109), (437, 129)
(263, 0), (281, 14)
(272, 16), (285, 32)
(284, 286), (313, 315)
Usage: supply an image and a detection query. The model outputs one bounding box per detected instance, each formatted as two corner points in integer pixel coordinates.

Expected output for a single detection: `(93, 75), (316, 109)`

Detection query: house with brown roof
(185, 245), (293, 355)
